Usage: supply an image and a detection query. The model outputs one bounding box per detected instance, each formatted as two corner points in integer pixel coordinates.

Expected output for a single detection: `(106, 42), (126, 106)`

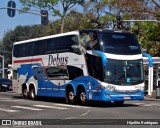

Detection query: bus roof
(14, 31), (79, 45)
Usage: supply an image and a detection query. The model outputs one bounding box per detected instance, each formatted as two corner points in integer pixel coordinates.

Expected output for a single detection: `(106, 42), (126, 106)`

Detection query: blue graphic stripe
(92, 50), (108, 67)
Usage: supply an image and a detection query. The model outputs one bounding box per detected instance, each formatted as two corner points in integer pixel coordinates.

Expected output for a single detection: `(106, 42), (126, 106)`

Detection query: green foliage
(19, 0), (85, 33)
(19, 0), (59, 9)
(0, 24), (54, 66)
(131, 22), (160, 56)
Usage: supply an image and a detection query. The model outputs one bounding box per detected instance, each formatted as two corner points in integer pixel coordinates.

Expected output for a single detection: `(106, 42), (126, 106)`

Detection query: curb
(144, 97), (160, 101)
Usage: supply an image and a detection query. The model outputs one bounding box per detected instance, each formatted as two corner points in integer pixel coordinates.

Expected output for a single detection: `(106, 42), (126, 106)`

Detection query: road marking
(141, 103), (160, 107)
(11, 106), (43, 111)
(53, 103), (90, 108)
(0, 98), (10, 100)
(133, 103), (146, 105)
(0, 108), (19, 112)
(133, 103), (160, 107)
(33, 105), (69, 110)
(0, 99), (24, 101)
(65, 109), (90, 119)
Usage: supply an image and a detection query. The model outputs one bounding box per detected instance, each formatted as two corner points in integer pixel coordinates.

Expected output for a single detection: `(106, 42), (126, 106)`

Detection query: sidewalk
(144, 96), (160, 101)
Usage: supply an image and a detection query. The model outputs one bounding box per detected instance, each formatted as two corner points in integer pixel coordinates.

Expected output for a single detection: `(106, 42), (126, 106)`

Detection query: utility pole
(116, 14), (122, 29)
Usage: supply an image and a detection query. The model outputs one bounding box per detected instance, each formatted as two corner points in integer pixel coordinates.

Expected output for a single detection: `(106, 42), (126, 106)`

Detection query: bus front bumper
(102, 90), (144, 101)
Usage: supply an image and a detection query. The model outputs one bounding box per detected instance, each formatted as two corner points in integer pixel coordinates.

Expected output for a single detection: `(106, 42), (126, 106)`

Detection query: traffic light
(116, 14), (122, 29)
(41, 10), (48, 25)
(7, 0), (16, 17)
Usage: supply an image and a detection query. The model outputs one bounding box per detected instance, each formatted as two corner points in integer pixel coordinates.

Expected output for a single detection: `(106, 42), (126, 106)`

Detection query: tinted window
(13, 35), (79, 57)
(45, 35), (79, 54)
(13, 43), (34, 57)
(100, 32), (141, 55)
(67, 66), (83, 80)
(85, 54), (103, 81)
(80, 31), (100, 50)
(46, 66), (68, 77)
(34, 40), (46, 55)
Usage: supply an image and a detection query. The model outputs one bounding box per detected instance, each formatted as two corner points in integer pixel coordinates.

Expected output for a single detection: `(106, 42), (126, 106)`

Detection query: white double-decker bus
(12, 29), (144, 106)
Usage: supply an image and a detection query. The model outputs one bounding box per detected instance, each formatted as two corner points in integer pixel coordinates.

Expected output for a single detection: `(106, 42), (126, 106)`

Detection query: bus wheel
(29, 87), (36, 100)
(78, 90), (86, 105)
(114, 101), (124, 106)
(66, 90), (75, 104)
(22, 88), (28, 99)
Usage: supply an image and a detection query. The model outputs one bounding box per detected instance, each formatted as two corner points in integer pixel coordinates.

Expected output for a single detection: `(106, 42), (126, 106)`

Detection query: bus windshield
(104, 59), (144, 85)
(100, 32), (141, 55)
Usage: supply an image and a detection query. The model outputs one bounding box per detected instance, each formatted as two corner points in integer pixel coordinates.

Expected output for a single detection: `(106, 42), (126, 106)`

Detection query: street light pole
(123, 20), (160, 23)
(0, 55), (4, 78)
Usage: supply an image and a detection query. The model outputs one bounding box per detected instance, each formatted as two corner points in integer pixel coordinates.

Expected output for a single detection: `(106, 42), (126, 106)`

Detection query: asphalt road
(0, 91), (160, 128)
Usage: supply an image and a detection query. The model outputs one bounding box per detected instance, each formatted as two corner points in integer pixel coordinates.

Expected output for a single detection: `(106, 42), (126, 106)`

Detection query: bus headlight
(107, 85), (116, 92)
(99, 84), (116, 92)
(135, 85), (144, 91)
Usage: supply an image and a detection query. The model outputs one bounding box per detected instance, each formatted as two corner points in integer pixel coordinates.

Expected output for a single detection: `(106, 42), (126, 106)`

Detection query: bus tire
(66, 89), (75, 104)
(22, 88), (28, 99)
(29, 87), (36, 100)
(114, 101), (124, 106)
(78, 89), (87, 105)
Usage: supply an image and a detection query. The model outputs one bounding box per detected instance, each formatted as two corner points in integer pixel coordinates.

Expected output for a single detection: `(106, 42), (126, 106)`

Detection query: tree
(131, 22), (160, 56)
(0, 24), (52, 66)
(63, 10), (96, 31)
(59, 0), (85, 33)
(19, 0), (85, 33)
(83, 0), (114, 29)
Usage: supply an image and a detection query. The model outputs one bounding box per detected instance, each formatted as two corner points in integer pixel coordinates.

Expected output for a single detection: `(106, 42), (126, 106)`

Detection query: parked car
(0, 78), (12, 92)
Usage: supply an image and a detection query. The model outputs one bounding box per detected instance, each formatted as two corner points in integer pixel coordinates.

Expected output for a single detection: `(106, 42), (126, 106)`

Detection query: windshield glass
(104, 59), (144, 85)
(100, 32), (141, 55)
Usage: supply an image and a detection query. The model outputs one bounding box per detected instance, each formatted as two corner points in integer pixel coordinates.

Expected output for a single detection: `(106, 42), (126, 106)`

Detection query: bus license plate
(124, 96), (131, 100)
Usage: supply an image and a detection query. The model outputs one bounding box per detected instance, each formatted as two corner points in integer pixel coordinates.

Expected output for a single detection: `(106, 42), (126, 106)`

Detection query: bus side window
(67, 66), (83, 80)
(92, 32), (100, 50)
(93, 56), (103, 81)
(24, 43), (34, 56)
(80, 32), (100, 50)
(33, 40), (46, 55)
(85, 54), (103, 81)
(46, 66), (69, 80)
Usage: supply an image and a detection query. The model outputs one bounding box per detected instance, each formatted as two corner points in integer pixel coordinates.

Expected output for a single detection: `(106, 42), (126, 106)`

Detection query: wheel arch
(76, 84), (86, 96)
(66, 84), (76, 95)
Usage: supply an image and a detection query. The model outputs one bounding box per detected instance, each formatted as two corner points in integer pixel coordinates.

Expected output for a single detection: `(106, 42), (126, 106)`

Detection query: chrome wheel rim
(80, 92), (86, 102)
(69, 91), (74, 101)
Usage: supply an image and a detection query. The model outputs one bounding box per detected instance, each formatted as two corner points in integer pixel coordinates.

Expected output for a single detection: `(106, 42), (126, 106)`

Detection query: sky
(0, 0), (54, 40)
